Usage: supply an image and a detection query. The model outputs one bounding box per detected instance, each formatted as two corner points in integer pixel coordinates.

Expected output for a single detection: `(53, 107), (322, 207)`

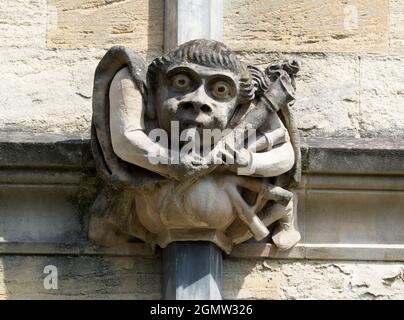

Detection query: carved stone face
(153, 63), (240, 142)
(92, 42), (302, 254)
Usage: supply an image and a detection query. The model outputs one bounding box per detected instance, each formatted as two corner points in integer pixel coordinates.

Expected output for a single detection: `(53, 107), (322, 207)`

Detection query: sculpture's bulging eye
(211, 81), (231, 100)
(172, 74), (191, 91)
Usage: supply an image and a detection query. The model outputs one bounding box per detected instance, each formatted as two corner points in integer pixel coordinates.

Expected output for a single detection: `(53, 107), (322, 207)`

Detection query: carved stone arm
(247, 111), (289, 152)
(228, 140), (295, 177)
(248, 141), (295, 177)
(109, 67), (183, 181)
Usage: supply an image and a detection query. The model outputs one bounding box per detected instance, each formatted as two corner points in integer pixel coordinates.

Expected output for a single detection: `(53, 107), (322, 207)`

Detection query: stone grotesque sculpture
(90, 39), (301, 253)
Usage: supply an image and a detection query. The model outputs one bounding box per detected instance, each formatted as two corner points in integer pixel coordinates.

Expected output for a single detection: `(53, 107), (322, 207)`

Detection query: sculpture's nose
(179, 101), (212, 114)
(179, 86), (213, 114)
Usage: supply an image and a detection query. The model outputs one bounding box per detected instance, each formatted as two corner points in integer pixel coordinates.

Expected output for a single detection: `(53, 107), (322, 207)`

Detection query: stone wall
(1, 0), (403, 138)
(1, 256), (403, 300)
(223, 0), (404, 138)
(0, 0), (163, 135)
(0, 0), (403, 300)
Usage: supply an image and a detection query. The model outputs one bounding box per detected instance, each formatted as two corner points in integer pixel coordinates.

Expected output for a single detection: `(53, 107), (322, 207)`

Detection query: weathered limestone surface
(46, 0), (164, 54)
(0, 0), (47, 49)
(0, 0), (163, 135)
(223, 0), (404, 138)
(223, 259), (404, 300)
(223, 0), (389, 53)
(0, 256), (403, 300)
(238, 52), (404, 138)
(390, 0), (404, 54)
(0, 48), (103, 134)
(0, 256), (161, 299)
(288, 54), (361, 138)
(359, 55), (404, 137)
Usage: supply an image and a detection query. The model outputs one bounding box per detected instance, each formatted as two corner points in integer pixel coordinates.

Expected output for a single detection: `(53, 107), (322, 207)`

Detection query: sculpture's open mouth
(177, 121), (206, 147)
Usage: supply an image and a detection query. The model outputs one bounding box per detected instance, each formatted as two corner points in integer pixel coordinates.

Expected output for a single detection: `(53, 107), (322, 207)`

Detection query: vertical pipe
(162, 1), (224, 300)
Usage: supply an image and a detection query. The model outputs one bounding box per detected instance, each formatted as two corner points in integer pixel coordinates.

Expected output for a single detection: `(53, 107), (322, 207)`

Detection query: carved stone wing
(92, 45), (164, 187)
(90, 46), (162, 245)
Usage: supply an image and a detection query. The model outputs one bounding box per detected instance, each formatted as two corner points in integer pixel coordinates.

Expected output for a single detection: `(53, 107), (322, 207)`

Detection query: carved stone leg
(228, 193), (301, 248)
(270, 194), (301, 251)
(162, 242), (223, 300)
(224, 176), (270, 240)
